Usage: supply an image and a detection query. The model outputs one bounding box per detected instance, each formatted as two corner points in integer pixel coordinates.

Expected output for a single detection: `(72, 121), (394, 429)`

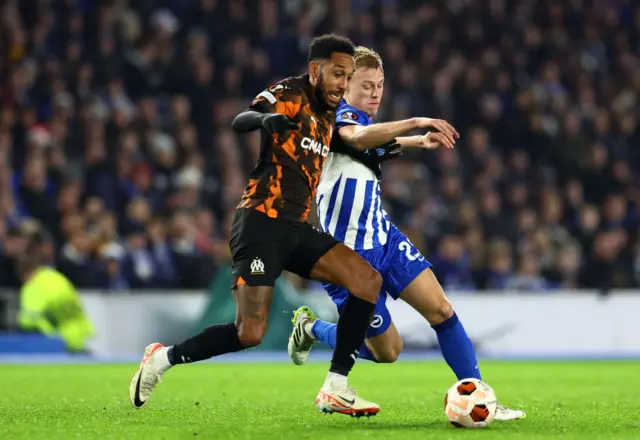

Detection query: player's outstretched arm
(231, 110), (298, 135)
(339, 117), (458, 151)
(396, 132), (455, 150)
(231, 109), (267, 133)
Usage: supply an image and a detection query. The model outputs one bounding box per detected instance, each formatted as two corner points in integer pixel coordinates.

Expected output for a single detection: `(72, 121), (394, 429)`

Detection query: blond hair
(354, 46), (383, 71)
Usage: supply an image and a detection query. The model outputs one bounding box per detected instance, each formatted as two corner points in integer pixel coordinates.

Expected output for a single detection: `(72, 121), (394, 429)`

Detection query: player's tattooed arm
(338, 117), (459, 151)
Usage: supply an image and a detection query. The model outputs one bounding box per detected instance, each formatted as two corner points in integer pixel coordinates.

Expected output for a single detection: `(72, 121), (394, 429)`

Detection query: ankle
(304, 321), (316, 339)
(323, 371), (347, 390)
(154, 346), (173, 373)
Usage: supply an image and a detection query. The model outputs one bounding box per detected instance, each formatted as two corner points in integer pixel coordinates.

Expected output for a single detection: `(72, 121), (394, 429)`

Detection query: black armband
(376, 139), (402, 163)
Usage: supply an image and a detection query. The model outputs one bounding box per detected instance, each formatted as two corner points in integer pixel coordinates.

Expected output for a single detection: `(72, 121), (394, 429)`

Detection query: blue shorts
(323, 224), (432, 338)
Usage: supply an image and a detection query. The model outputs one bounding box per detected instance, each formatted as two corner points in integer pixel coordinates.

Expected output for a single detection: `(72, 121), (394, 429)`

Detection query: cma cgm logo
(301, 137), (329, 157)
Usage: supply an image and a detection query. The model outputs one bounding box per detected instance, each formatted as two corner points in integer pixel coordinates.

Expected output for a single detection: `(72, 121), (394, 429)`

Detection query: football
(444, 378), (498, 428)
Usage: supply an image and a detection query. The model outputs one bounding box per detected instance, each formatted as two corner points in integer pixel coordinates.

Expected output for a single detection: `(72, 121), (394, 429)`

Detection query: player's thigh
(229, 209), (292, 331)
(383, 226), (451, 324)
(382, 225), (433, 301)
(229, 208), (290, 289)
(400, 268), (453, 326)
(287, 225), (381, 303)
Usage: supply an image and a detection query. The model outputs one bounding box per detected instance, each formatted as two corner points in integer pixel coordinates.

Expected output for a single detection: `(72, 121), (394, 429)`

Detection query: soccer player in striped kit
(288, 47), (525, 421)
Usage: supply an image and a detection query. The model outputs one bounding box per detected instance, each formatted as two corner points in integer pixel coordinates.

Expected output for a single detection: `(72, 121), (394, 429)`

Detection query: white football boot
(495, 404), (526, 421)
(288, 306), (318, 365)
(316, 374), (380, 418)
(129, 343), (168, 408)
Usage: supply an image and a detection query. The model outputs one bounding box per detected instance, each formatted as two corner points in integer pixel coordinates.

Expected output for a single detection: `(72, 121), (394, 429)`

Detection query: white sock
(323, 371), (347, 390)
(153, 346), (173, 373)
(304, 321), (315, 339)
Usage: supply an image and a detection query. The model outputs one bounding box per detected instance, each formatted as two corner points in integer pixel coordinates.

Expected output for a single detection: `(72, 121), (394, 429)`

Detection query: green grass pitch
(1, 360), (638, 439)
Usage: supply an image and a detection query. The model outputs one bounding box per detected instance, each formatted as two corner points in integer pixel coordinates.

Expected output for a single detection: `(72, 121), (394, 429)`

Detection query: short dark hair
(308, 34), (355, 62)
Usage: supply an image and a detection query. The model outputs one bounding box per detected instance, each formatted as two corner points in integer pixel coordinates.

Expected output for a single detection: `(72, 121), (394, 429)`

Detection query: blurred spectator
(0, 226), (27, 288)
(1, 0), (640, 293)
(432, 235), (474, 291)
(57, 230), (96, 288)
(96, 243), (130, 292)
(506, 254), (548, 292)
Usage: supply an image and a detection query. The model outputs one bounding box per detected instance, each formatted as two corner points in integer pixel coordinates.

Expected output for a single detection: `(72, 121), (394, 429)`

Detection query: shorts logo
(370, 315), (383, 329)
(341, 111), (358, 120)
(250, 258), (265, 275)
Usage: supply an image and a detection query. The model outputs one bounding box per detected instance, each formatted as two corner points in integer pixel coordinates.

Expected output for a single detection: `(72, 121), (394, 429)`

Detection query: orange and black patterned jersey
(237, 74), (335, 223)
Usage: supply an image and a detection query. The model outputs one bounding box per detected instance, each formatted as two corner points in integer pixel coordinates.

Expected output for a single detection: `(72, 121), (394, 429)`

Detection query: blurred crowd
(1, 0), (639, 292)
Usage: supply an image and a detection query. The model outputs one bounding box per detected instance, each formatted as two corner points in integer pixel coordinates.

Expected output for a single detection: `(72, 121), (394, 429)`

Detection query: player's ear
(309, 61), (320, 85)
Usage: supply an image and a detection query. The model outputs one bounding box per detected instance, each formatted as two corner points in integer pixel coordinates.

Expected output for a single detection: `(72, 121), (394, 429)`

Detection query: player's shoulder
(267, 75), (306, 97)
(253, 75), (306, 108)
(336, 101), (369, 126)
(275, 75), (306, 89)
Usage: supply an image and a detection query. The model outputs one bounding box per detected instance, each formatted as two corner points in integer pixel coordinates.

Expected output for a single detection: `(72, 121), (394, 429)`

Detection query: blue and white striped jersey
(316, 100), (391, 251)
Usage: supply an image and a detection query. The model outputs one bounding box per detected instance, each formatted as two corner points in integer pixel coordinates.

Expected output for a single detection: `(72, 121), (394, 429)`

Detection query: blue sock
(432, 312), (482, 380)
(311, 320), (378, 362)
(311, 320), (337, 348)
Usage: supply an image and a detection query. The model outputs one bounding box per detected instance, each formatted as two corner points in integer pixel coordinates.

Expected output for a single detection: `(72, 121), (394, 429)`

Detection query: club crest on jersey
(301, 137), (330, 157)
(341, 111), (358, 120)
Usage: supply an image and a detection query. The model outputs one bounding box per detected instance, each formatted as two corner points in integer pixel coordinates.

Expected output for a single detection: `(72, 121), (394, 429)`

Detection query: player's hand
(261, 113), (299, 136)
(417, 132), (455, 150)
(414, 118), (459, 140)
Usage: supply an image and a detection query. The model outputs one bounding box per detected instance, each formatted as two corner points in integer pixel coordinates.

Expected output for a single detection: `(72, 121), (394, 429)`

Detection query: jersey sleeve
(335, 104), (369, 129)
(249, 79), (302, 119)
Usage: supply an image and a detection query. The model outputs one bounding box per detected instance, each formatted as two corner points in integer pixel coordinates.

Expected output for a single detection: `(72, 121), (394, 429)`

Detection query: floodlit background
(0, 0), (639, 358)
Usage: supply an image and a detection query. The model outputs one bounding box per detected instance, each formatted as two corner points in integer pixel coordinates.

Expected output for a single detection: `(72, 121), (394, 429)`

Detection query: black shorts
(229, 208), (339, 289)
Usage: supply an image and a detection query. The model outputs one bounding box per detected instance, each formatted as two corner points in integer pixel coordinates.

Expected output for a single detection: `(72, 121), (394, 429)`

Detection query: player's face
(313, 53), (355, 108)
(345, 67), (384, 117)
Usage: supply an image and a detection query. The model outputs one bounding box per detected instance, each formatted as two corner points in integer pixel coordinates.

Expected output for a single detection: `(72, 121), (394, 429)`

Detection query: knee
(426, 297), (454, 325)
(376, 338), (403, 363)
(349, 268), (382, 304)
(236, 321), (266, 348)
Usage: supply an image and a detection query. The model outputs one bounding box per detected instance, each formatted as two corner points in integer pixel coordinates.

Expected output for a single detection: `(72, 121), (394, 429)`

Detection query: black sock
(330, 295), (375, 376)
(168, 323), (244, 365)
